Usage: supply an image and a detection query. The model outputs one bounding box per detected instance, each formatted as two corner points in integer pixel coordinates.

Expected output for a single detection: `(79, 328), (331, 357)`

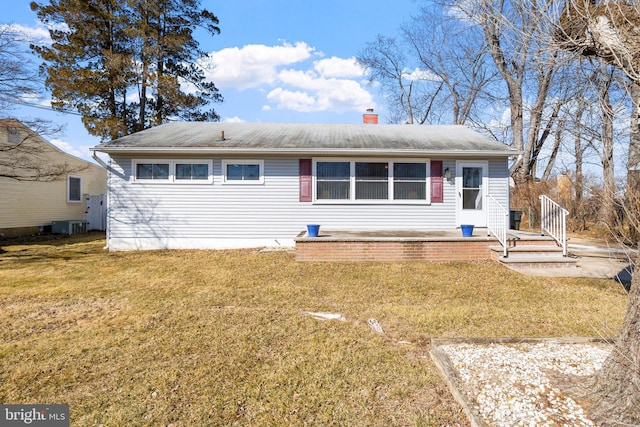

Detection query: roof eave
(90, 146), (521, 157)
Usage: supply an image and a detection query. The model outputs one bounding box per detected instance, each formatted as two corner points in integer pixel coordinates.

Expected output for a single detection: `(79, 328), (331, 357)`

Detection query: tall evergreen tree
(30, 0), (222, 141)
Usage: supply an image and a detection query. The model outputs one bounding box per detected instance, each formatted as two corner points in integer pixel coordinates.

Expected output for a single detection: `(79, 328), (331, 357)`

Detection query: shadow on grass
(0, 232), (106, 264)
(0, 231), (106, 248)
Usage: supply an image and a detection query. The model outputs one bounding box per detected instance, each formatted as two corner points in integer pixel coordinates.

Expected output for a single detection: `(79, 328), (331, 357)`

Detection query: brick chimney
(362, 108), (378, 124)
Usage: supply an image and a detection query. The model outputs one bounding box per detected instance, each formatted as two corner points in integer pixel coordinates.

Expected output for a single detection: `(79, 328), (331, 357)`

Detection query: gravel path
(436, 341), (611, 426)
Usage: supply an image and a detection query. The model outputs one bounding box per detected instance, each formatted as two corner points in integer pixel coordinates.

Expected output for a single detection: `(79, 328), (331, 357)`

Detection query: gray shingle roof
(92, 122), (519, 156)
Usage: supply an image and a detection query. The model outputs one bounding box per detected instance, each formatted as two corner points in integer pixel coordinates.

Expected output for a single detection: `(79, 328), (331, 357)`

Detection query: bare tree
(0, 25), (73, 181)
(0, 25), (40, 111)
(446, 0), (572, 181)
(0, 119), (79, 181)
(357, 4), (498, 126)
(402, 5), (499, 125)
(554, 1), (640, 424)
(357, 35), (445, 124)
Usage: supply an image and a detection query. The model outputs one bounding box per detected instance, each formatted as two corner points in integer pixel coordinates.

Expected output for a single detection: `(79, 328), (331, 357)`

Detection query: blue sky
(3, 0), (420, 161)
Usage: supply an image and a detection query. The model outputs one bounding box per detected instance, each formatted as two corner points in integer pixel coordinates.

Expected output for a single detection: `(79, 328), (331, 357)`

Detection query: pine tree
(30, 0), (222, 141)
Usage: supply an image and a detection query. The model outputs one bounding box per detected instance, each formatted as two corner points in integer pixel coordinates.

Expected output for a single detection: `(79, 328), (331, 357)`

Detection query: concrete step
(490, 245), (564, 258)
(505, 233), (563, 248)
(497, 255), (577, 268)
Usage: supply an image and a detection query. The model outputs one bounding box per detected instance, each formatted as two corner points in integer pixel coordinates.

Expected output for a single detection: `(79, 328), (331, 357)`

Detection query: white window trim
(222, 159), (265, 185)
(131, 159), (213, 184)
(67, 175), (83, 203)
(312, 158), (431, 204)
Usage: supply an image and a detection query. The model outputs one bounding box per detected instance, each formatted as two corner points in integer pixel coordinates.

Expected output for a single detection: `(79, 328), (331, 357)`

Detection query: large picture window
(314, 159), (430, 203)
(133, 160), (212, 183)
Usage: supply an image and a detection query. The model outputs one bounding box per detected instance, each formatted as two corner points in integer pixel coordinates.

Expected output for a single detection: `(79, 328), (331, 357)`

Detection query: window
(394, 163), (426, 200)
(67, 175), (82, 203)
(136, 163), (169, 180)
(7, 127), (20, 144)
(222, 160), (264, 184)
(313, 159), (430, 203)
(176, 163), (209, 180)
(462, 166), (483, 209)
(356, 162), (388, 200)
(132, 160), (212, 183)
(317, 161), (350, 199)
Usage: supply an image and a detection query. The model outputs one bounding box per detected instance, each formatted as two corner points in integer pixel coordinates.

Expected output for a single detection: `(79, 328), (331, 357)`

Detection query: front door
(456, 161), (487, 227)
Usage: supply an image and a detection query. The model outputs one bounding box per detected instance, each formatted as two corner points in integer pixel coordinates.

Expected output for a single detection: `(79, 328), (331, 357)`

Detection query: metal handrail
(539, 195), (569, 256)
(487, 195), (509, 258)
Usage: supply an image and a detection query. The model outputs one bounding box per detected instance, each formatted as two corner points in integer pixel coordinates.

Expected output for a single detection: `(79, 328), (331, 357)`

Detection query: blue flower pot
(307, 224), (320, 237)
(460, 224), (474, 237)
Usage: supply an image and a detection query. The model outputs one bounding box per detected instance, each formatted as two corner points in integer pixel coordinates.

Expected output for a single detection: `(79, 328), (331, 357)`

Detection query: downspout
(91, 150), (111, 171)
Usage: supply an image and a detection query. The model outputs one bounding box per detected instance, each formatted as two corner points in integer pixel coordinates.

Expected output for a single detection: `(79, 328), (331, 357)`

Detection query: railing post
(539, 195), (569, 257)
(487, 195), (509, 258)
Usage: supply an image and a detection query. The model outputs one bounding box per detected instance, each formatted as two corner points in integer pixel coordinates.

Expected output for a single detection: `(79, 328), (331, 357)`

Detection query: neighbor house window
(67, 175), (82, 203)
(7, 126), (20, 144)
(132, 160), (212, 183)
(313, 159), (430, 203)
(222, 160), (264, 184)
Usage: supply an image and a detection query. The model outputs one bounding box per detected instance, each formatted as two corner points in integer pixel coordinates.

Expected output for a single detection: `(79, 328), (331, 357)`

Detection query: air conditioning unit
(51, 220), (87, 235)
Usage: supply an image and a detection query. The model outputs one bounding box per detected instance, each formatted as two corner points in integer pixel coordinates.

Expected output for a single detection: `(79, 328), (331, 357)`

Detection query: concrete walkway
(505, 234), (635, 287)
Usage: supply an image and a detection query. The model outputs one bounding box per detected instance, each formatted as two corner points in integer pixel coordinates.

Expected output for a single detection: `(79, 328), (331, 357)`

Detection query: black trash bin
(509, 210), (522, 230)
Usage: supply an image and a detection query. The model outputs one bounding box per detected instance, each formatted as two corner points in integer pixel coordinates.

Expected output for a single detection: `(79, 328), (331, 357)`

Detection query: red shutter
(431, 161), (443, 203)
(299, 159), (312, 202)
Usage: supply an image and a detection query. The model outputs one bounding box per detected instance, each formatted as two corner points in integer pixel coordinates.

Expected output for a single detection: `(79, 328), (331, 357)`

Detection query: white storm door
(456, 161), (488, 227)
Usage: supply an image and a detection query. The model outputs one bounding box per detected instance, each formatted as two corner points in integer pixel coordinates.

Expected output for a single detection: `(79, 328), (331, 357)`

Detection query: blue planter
(307, 224), (320, 237)
(460, 224), (474, 237)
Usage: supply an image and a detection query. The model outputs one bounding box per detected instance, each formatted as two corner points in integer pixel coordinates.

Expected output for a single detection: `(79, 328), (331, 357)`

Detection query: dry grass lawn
(0, 234), (628, 426)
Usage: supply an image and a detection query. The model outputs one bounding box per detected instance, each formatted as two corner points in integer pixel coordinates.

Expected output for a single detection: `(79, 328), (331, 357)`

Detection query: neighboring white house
(0, 119), (107, 238)
(91, 121), (519, 251)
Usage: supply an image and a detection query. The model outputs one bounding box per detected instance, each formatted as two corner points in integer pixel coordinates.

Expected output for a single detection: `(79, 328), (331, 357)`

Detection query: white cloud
(267, 88), (316, 112)
(204, 41), (375, 115)
(313, 56), (364, 79)
(50, 138), (90, 159)
(274, 69), (374, 113)
(403, 68), (440, 81)
(0, 22), (68, 46)
(224, 116), (245, 123)
(202, 42), (315, 89)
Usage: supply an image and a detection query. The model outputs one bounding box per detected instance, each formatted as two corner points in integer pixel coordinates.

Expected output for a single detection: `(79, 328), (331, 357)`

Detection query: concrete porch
(294, 228), (566, 263)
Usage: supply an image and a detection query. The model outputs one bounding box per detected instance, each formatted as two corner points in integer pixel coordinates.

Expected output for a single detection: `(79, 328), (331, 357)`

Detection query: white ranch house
(91, 122), (520, 251)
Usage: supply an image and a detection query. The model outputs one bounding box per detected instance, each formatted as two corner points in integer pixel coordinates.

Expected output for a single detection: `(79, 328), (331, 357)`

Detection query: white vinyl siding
(105, 156), (509, 250)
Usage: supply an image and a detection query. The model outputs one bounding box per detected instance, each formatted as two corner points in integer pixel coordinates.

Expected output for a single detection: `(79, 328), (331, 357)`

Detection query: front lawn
(0, 235), (627, 426)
